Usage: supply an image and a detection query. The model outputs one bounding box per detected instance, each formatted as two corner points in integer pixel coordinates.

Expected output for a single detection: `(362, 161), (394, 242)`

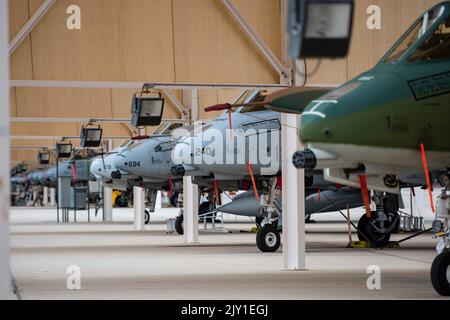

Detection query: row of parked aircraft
(10, 1), (450, 296)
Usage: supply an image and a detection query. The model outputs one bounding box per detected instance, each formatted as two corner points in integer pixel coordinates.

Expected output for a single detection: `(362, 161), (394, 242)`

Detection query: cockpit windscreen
(384, 5), (446, 63)
(408, 15), (450, 62)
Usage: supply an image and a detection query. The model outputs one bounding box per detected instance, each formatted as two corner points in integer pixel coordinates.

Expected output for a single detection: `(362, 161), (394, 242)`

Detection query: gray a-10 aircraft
(11, 157), (96, 207)
(163, 90), (365, 252)
(13, 160), (78, 188)
(90, 124), (188, 223)
(90, 140), (154, 221)
(263, 2), (450, 294)
(115, 91), (362, 252)
(90, 140), (138, 192)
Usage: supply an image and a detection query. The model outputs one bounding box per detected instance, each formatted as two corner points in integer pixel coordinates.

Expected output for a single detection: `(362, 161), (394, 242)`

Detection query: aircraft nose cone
(172, 138), (194, 165)
(299, 118), (331, 145)
(90, 159), (103, 176)
(114, 147), (145, 176)
(114, 153), (129, 172)
(299, 99), (339, 145)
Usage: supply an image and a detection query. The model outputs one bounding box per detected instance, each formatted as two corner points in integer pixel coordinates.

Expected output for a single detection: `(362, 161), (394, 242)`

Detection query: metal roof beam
(220, 0), (291, 84)
(9, 0), (56, 56)
(10, 80), (290, 90)
(10, 117), (189, 124)
(160, 89), (188, 117)
(11, 135), (129, 140)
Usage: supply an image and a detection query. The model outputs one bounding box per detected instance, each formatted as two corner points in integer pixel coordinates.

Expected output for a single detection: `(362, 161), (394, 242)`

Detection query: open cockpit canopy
(383, 2), (450, 64)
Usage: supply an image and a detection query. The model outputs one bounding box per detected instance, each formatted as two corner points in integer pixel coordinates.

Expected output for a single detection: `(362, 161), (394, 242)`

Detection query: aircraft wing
(266, 86), (335, 114)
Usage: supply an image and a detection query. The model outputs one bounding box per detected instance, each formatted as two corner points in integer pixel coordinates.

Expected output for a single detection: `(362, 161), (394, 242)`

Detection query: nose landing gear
(255, 178), (282, 252)
(356, 192), (400, 248)
(431, 188), (450, 296)
(357, 211), (400, 248)
(256, 224), (281, 253)
(431, 250), (450, 296)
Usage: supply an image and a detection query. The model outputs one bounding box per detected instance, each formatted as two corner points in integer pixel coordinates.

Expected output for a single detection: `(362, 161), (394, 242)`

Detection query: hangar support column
(43, 187), (49, 206)
(133, 128), (146, 231)
(281, 11), (306, 271)
(103, 140), (114, 222)
(183, 176), (199, 244)
(134, 186), (145, 231)
(50, 188), (56, 206)
(183, 89), (199, 244)
(281, 112), (306, 270)
(103, 185), (113, 222)
(0, 0), (10, 299)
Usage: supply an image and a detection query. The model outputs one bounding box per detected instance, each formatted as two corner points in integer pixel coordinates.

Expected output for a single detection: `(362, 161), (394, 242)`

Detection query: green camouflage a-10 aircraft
(269, 2), (450, 296)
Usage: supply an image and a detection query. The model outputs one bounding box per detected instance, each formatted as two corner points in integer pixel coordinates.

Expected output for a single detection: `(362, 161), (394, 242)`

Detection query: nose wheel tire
(256, 224), (281, 253)
(357, 212), (393, 248)
(145, 210), (150, 225)
(175, 214), (184, 235)
(431, 250), (450, 296)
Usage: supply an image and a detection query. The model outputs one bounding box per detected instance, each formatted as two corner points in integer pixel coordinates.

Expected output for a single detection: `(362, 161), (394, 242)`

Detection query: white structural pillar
(191, 89), (199, 122)
(103, 186), (113, 222)
(0, 0), (10, 299)
(50, 188), (56, 206)
(43, 187), (49, 206)
(281, 113), (306, 270)
(133, 186), (145, 231)
(183, 176), (199, 243)
(182, 89), (199, 244)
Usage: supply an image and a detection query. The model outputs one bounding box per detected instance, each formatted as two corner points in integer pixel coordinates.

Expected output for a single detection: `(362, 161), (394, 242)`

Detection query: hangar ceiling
(8, 0), (443, 164)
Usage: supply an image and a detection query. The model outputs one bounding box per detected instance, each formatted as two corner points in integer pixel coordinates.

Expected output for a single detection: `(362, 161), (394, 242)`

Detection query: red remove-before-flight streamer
(420, 143), (436, 214)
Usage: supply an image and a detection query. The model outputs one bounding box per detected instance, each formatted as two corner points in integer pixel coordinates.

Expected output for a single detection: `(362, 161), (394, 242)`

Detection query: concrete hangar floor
(9, 203), (447, 300)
